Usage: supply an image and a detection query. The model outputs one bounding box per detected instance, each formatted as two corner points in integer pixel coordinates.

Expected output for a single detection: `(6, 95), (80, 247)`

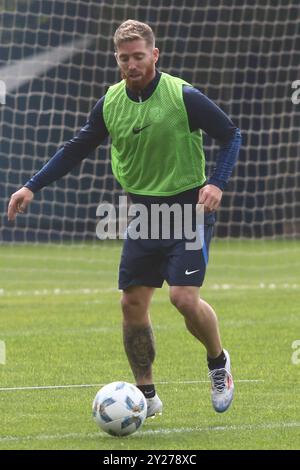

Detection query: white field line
(2, 265), (300, 275)
(2, 314), (298, 339)
(0, 324), (189, 338)
(0, 421), (299, 443)
(1, 245), (298, 260)
(0, 379), (263, 392)
(0, 283), (299, 298)
(0, 287), (119, 297)
(0, 254), (117, 264)
(1, 267), (115, 275)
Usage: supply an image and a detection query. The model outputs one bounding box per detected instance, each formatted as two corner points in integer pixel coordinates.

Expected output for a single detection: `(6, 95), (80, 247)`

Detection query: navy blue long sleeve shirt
(25, 70), (241, 194)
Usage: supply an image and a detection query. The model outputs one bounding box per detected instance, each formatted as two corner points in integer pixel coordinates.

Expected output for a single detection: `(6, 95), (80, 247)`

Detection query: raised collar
(126, 69), (161, 102)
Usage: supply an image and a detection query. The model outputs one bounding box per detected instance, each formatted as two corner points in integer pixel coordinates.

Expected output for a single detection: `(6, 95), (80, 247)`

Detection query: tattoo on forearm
(123, 324), (155, 381)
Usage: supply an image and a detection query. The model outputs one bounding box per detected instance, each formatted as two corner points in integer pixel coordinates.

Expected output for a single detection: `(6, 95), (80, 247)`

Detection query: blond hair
(114, 20), (155, 50)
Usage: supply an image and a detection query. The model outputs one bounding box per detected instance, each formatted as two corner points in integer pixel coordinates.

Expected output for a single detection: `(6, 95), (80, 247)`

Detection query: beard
(123, 64), (155, 91)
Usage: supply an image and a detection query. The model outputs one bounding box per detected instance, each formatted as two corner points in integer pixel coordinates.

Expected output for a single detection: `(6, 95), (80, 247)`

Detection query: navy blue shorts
(118, 212), (215, 290)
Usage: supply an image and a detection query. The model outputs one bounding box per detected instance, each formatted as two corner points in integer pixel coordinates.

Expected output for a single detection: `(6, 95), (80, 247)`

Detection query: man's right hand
(7, 187), (34, 221)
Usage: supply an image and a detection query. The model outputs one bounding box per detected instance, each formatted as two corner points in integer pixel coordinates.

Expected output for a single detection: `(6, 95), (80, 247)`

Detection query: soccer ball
(92, 381), (147, 437)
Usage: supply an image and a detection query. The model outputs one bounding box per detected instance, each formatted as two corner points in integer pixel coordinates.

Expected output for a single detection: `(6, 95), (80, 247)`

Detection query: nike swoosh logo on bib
(132, 124), (152, 134)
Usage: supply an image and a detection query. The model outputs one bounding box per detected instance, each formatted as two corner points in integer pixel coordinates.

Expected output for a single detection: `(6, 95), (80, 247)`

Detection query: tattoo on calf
(123, 324), (155, 381)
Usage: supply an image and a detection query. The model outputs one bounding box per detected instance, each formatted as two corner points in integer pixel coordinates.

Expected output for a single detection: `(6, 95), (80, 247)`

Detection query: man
(8, 20), (241, 417)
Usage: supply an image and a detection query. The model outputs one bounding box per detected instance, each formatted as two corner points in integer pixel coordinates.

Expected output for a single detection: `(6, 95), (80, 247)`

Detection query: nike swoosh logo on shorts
(185, 269), (200, 275)
(132, 124), (152, 134)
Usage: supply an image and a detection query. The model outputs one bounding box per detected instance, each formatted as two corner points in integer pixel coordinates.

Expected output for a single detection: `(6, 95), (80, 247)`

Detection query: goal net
(1, 0), (299, 244)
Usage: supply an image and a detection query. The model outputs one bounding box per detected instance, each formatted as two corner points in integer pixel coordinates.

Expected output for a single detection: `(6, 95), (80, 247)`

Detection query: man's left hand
(198, 184), (223, 212)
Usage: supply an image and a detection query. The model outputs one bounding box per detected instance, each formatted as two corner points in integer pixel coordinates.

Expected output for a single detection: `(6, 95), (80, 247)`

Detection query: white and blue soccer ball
(92, 381), (147, 437)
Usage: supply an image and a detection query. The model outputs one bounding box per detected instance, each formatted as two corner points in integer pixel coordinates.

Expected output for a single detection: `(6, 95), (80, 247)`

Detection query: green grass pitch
(0, 240), (299, 450)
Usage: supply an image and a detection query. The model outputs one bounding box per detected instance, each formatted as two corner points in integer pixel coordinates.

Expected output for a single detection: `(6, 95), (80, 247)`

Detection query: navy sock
(207, 350), (226, 370)
(137, 384), (155, 399)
